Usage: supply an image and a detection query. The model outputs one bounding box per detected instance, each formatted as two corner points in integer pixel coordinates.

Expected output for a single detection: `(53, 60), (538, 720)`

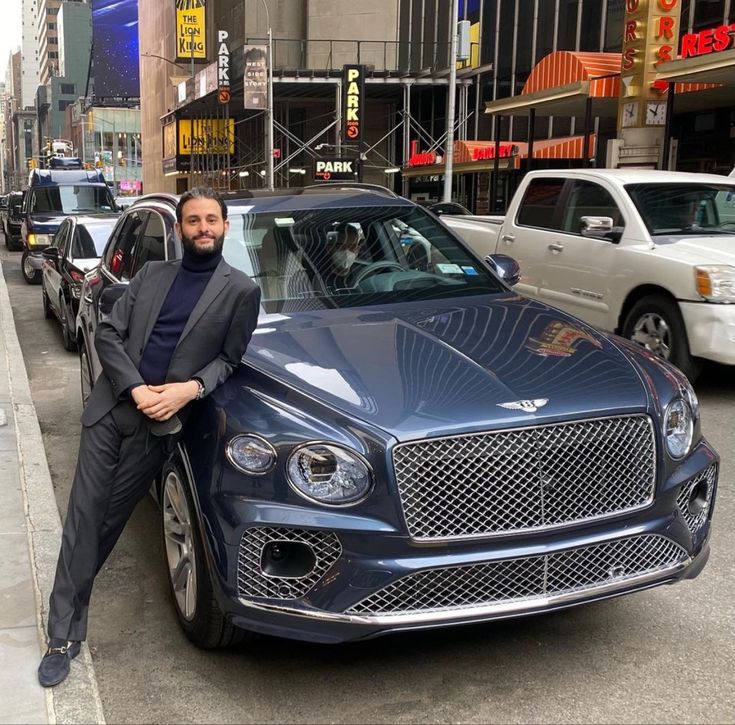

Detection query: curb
(0, 258), (106, 724)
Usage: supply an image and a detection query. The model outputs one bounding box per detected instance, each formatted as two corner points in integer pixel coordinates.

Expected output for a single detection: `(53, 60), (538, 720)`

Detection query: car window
(132, 212), (166, 276)
(104, 211), (145, 281)
(560, 181), (624, 235)
(223, 205), (506, 314)
(516, 178), (565, 230)
(55, 220), (71, 258)
(73, 222), (116, 258)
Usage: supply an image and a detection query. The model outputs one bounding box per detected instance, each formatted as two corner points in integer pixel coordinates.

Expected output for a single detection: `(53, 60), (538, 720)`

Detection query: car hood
(27, 213), (66, 233)
(246, 295), (649, 442)
(653, 234), (735, 265)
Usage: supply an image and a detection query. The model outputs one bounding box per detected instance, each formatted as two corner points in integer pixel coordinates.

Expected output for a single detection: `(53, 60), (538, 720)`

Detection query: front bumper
(680, 300), (735, 365)
(209, 441), (718, 644)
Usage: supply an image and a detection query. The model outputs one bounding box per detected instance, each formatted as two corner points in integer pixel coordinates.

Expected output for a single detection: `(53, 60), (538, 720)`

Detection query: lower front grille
(237, 527), (342, 600)
(676, 463), (717, 535)
(346, 535), (687, 616)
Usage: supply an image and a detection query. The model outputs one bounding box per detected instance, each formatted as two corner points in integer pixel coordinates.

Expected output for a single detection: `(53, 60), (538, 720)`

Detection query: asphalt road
(2, 242), (733, 724)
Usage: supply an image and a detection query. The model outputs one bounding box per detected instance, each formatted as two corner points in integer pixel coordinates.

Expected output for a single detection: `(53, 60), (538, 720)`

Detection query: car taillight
(70, 269), (85, 283)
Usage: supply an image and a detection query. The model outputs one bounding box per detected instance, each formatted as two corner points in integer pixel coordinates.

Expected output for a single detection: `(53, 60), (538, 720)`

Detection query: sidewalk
(0, 258), (105, 724)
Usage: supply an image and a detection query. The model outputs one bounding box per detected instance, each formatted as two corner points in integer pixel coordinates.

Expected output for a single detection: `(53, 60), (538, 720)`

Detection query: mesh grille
(346, 535), (687, 616)
(676, 464), (717, 535)
(237, 527), (342, 600)
(393, 415), (655, 540)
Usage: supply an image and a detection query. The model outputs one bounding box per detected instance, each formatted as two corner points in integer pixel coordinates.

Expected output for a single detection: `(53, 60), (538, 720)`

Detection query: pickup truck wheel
(21, 252), (41, 284)
(623, 295), (702, 381)
(161, 458), (247, 649)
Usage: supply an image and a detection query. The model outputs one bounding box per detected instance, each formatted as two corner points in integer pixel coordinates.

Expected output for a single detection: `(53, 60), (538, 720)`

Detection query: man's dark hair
(176, 186), (228, 223)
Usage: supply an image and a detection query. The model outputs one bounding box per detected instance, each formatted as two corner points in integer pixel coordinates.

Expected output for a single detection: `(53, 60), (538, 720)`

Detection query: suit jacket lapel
(141, 263), (179, 348)
(175, 258), (231, 350)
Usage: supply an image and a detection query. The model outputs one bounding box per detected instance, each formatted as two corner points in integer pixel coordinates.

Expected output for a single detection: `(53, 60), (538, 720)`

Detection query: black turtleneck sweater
(138, 250), (222, 385)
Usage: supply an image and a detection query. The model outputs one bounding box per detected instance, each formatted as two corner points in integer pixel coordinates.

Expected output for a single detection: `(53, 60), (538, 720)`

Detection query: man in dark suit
(38, 187), (261, 687)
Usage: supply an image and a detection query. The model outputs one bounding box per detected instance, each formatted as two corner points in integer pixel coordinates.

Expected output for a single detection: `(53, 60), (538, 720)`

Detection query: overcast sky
(0, 0), (23, 86)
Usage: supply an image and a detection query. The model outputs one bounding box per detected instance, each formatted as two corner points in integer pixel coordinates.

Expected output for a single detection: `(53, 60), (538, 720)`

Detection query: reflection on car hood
(26, 213), (66, 233)
(654, 234), (735, 266)
(246, 295), (648, 442)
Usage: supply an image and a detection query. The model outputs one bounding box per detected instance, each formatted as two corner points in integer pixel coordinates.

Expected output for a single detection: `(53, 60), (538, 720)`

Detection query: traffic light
(26, 158), (37, 170)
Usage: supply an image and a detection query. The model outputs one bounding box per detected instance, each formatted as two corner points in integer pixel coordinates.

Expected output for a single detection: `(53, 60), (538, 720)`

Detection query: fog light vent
(237, 527), (342, 600)
(676, 464), (717, 535)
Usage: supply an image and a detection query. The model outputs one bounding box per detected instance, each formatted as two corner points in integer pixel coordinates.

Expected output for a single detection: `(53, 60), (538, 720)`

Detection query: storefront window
(693, 0), (726, 31)
(579, 3), (603, 51)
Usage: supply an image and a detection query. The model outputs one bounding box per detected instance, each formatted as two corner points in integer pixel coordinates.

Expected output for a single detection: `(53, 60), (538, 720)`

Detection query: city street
(1, 241), (734, 724)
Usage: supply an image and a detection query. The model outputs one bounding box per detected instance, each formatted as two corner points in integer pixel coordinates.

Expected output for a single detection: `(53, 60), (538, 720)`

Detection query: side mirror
(41, 247), (59, 262)
(580, 215), (623, 242)
(485, 253), (521, 286)
(98, 283), (127, 316)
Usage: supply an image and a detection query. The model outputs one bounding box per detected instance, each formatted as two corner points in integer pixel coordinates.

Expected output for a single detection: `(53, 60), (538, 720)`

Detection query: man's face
(176, 197), (229, 256)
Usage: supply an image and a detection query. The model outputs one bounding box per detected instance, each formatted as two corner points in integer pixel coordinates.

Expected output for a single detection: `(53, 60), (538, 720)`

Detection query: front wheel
(21, 251), (41, 284)
(161, 458), (246, 649)
(622, 294), (702, 382)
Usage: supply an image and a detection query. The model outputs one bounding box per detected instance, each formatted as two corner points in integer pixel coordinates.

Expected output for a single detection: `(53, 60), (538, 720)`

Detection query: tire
(161, 458), (246, 649)
(79, 340), (94, 407)
(42, 281), (54, 319)
(59, 293), (78, 352)
(622, 294), (702, 382)
(21, 251), (41, 284)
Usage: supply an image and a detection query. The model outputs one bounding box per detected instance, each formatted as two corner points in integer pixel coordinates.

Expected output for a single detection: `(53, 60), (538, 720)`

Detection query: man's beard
(181, 231), (225, 257)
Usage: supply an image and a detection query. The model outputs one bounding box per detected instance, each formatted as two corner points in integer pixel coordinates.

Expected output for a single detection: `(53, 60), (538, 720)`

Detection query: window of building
(579, 3), (603, 51)
(48, 51), (58, 59)
(558, 0), (579, 50)
(605, 0), (625, 51)
(536, 0), (556, 62)
(58, 99), (72, 112)
(60, 83), (75, 94)
(496, 0), (514, 98)
(693, 0), (725, 30)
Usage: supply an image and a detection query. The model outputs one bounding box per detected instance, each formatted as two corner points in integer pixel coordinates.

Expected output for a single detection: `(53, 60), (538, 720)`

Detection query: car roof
(130, 185), (413, 215)
(67, 213), (120, 227)
(525, 168), (735, 186)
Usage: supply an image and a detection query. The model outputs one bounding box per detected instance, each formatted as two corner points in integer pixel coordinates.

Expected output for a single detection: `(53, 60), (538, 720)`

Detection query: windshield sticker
(436, 263), (463, 274)
(461, 266), (479, 276)
(275, 217), (295, 227)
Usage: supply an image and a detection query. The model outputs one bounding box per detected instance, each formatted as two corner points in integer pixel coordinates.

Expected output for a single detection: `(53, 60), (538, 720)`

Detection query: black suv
(3, 191), (25, 251)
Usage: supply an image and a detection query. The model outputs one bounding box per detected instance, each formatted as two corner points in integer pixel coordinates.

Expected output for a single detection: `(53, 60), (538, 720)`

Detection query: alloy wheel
(162, 470), (198, 621)
(631, 312), (671, 360)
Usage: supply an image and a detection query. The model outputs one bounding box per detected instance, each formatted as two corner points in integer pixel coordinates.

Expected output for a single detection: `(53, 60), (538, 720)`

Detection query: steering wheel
(353, 261), (406, 285)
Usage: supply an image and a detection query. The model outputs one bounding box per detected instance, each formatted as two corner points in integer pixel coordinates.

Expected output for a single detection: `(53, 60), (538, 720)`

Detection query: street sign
(218, 88), (231, 104)
(342, 65), (365, 142)
(313, 158), (359, 182)
(273, 148), (281, 158)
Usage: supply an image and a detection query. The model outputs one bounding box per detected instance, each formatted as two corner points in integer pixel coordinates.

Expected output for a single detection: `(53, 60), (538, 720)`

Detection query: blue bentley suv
(76, 185), (718, 648)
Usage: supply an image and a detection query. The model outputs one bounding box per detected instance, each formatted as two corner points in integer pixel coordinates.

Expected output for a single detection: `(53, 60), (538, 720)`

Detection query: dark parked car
(76, 187), (718, 649)
(41, 214), (119, 350)
(3, 191), (25, 251)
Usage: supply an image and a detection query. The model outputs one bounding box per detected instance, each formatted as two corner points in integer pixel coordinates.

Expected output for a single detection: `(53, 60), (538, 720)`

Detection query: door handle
(501, 233), (515, 244)
(548, 242), (564, 253)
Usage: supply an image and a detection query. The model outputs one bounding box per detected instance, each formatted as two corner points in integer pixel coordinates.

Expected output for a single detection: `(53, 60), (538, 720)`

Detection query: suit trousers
(47, 400), (170, 641)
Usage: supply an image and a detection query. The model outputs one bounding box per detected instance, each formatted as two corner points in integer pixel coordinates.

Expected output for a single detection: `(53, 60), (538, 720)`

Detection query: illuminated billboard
(91, 0), (140, 102)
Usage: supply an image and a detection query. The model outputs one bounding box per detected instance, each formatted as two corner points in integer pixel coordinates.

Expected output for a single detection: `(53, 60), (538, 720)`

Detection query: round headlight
(287, 444), (372, 506)
(664, 399), (693, 459)
(226, 434), (276, 475)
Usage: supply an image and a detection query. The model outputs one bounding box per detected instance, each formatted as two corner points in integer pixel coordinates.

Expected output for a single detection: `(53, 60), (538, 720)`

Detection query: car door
(535, 179), (624, 329)
(129, 210), (168, 277)
(498, 177), (566, 299)
(44, 218), (71, 309)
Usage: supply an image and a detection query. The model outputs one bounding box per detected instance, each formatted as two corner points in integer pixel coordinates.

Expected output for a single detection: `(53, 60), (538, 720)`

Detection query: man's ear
(224, 218), (230, 234)
(174, 222), (181, 240)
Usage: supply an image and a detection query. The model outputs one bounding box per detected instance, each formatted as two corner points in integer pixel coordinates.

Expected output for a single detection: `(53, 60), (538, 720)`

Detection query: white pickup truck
(442, 169), (735, 380)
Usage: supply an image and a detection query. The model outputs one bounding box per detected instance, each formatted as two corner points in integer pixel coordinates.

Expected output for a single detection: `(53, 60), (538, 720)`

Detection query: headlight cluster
(695, 266), (735, 303)
(287, 444), (372, 505)
(664, 395), (695, 459)
(226, 436), (373, 506)
(27, 233), (52, 247)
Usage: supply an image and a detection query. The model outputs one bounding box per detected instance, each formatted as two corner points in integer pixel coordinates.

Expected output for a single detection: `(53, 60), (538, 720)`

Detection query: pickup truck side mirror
(98, 283), (127, 317)
(580, 215), (623, 242)
(485, 253), (521, 286)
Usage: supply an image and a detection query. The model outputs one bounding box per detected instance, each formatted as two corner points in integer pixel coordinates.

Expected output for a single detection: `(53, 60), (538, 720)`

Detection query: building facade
(37, 0), (61, 86)
(21, 0), (40, 110)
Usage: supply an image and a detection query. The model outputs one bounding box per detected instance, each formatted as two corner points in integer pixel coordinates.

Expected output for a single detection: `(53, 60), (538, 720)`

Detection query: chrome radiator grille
(346, 535), (686, 616)
(393, 415), (655, 541)
(237, 527), (342, 600)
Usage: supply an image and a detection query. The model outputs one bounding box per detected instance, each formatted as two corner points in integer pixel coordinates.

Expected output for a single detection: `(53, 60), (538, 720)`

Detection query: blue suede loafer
(38, 638), (81, 687)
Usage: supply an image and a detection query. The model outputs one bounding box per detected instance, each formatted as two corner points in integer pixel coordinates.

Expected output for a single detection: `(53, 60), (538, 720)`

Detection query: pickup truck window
(626, 183), (735, 236)
(561, 181), (623, 234)
(517, 178), (565, 230)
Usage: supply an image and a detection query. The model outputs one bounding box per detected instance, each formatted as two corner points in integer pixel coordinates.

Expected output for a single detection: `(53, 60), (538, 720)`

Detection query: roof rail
(300, 182), (400, 199)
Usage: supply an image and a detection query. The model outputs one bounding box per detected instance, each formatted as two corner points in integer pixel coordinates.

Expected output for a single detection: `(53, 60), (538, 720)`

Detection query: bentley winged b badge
(497, 399), (549, 413)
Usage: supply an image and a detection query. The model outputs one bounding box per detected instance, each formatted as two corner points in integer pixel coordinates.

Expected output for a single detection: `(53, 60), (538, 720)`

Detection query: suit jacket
(81, 258), (261, 427)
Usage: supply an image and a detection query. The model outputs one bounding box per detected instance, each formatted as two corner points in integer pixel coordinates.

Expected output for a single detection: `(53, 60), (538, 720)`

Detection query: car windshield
(31, 186), (115, 214)
(626, 182), (735, 236)
(222, 204), (506, 313)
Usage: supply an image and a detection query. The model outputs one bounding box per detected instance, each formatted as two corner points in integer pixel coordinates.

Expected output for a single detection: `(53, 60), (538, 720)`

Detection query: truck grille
(393, 415), (655, 541)
(346, 534), (686, 616)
